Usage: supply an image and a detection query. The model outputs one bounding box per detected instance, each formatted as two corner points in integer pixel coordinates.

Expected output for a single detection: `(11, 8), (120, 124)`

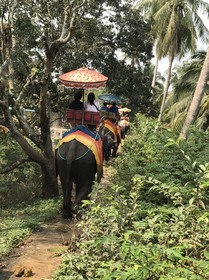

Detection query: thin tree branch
(0, 157), (31, 174)
(55, 0), (86, 45)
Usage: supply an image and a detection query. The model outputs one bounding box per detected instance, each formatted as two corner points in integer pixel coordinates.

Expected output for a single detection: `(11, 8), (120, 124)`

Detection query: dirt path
(0, 164), (115, 280)
(0, 218), (77, 280)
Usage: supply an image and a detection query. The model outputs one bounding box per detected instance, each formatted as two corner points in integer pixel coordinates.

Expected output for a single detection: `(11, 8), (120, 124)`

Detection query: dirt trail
(0, 164), (115, 280)
(0, 218), (77, 280)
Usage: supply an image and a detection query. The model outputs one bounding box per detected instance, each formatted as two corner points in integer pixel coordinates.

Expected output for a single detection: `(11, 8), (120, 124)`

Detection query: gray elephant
(98, 119), (121, 158)
(56, 128), (105, 219)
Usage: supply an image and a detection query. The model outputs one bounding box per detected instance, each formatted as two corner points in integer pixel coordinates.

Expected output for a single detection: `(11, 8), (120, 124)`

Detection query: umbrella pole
(82, 88), (85, 125)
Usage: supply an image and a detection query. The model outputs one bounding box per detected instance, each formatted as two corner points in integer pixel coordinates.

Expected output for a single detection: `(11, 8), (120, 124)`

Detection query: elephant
(119, 119), (130, 139)
(98, 119), (121, 158)
(55, 128), (108, 219)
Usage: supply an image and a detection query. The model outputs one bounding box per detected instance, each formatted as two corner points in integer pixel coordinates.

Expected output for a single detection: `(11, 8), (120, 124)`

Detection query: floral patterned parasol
(59, 67), (108, 89)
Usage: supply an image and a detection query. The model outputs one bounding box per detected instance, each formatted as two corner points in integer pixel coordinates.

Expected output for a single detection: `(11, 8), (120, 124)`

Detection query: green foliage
(0, 133), (42, 207)
(116, 114), (209, 190)
(0, 131), (62, 260)
(55, 4), (154, 114)
(165, 51), (209, 132)
(54, 113), (209, 279)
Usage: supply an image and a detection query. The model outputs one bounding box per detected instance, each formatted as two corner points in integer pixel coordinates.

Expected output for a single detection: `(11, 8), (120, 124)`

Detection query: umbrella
(119, 107), (131, 113)
(98, 94), (122, 104)
(59, 67), (108, 125)
(59, 67), (108, 89)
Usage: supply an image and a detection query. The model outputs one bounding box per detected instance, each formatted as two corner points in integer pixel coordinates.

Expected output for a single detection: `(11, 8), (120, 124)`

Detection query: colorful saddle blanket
(62, 125), (100, 140)
(104, 120), (121, 143)
(103, 119), (118, 142)
(57, 126), (103, 182)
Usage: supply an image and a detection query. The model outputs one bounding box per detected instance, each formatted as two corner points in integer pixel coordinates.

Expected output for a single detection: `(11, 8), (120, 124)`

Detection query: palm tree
(137, 0), (209, 130)
(164, 51), (208, 132)
(180, 46), (209, 138)
(136, 1), (165, 87)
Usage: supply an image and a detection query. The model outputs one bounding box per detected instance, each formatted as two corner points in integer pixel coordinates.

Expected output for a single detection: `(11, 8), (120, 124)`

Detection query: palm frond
(198, 94), (209, 116)
(171, 111), (187, 134)
(165, 96), (192, 120)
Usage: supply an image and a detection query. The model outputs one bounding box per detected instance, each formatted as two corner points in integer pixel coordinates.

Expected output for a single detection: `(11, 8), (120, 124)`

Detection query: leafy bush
(55, 175), (209, 279)
(115, 114), (209, 203)
(54, 114), (209, 279)
(0, 133), (42, 207)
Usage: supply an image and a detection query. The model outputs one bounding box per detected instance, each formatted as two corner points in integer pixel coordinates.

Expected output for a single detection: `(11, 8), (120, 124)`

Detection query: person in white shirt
(84, 92), (101, 112)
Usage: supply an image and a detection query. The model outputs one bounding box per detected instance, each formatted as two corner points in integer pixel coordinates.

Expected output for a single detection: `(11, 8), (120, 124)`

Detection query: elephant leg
(102, 137), (111, 162)
(112, 139), (120, 157)
(74, 163), (95, 212)
(121, 126), (125, 139)
(104, 149), (110, 162)
(113, 144), (120, 157)
(112, 144), (117, 157)
(75, 180), (93, 207)
(59, 165), (73, 219)
(62, 181), (73, 219)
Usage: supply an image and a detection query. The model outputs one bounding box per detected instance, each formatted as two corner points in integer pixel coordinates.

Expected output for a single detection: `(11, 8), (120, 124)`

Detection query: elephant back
(56, 126), (103, 182)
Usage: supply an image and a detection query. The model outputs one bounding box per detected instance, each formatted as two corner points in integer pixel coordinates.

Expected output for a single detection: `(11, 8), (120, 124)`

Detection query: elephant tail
(63, 150), (74, 217)
(65, 152), (74, 195)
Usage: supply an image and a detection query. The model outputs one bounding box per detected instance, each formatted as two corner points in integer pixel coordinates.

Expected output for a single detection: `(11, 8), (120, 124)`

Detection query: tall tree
(50, 3), (154, 114)
(164, 51), (209, 132)
(112, 7), (154, 113)
(0, 0), (124, 198)
(0, 0), (154, 197)
(0, 0), (88, 197)
(180, 46), (209, 138)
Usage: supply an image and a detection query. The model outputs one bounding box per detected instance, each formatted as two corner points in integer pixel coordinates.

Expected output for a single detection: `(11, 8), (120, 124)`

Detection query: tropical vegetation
(1, 0), (209, 278)
(137, 0), (209, 130)
(2, 114), (209, 279)
(164, 51), (209, 133)
(0, 0), (154, 199)
(54, 114), (209, 279)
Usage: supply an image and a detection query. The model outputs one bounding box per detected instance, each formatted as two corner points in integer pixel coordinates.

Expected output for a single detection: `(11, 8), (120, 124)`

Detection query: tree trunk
(38, 78), (59, 197)
(41, 159), (59, 198)
(152, 55), (159, 88)
(155, 54), (174, 131)
(179, 47), (209, 139)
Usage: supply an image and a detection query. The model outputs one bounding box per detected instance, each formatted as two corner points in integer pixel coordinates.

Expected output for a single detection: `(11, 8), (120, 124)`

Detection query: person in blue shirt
(101, 102), (109, 112)
(109, 102), (119, 118)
